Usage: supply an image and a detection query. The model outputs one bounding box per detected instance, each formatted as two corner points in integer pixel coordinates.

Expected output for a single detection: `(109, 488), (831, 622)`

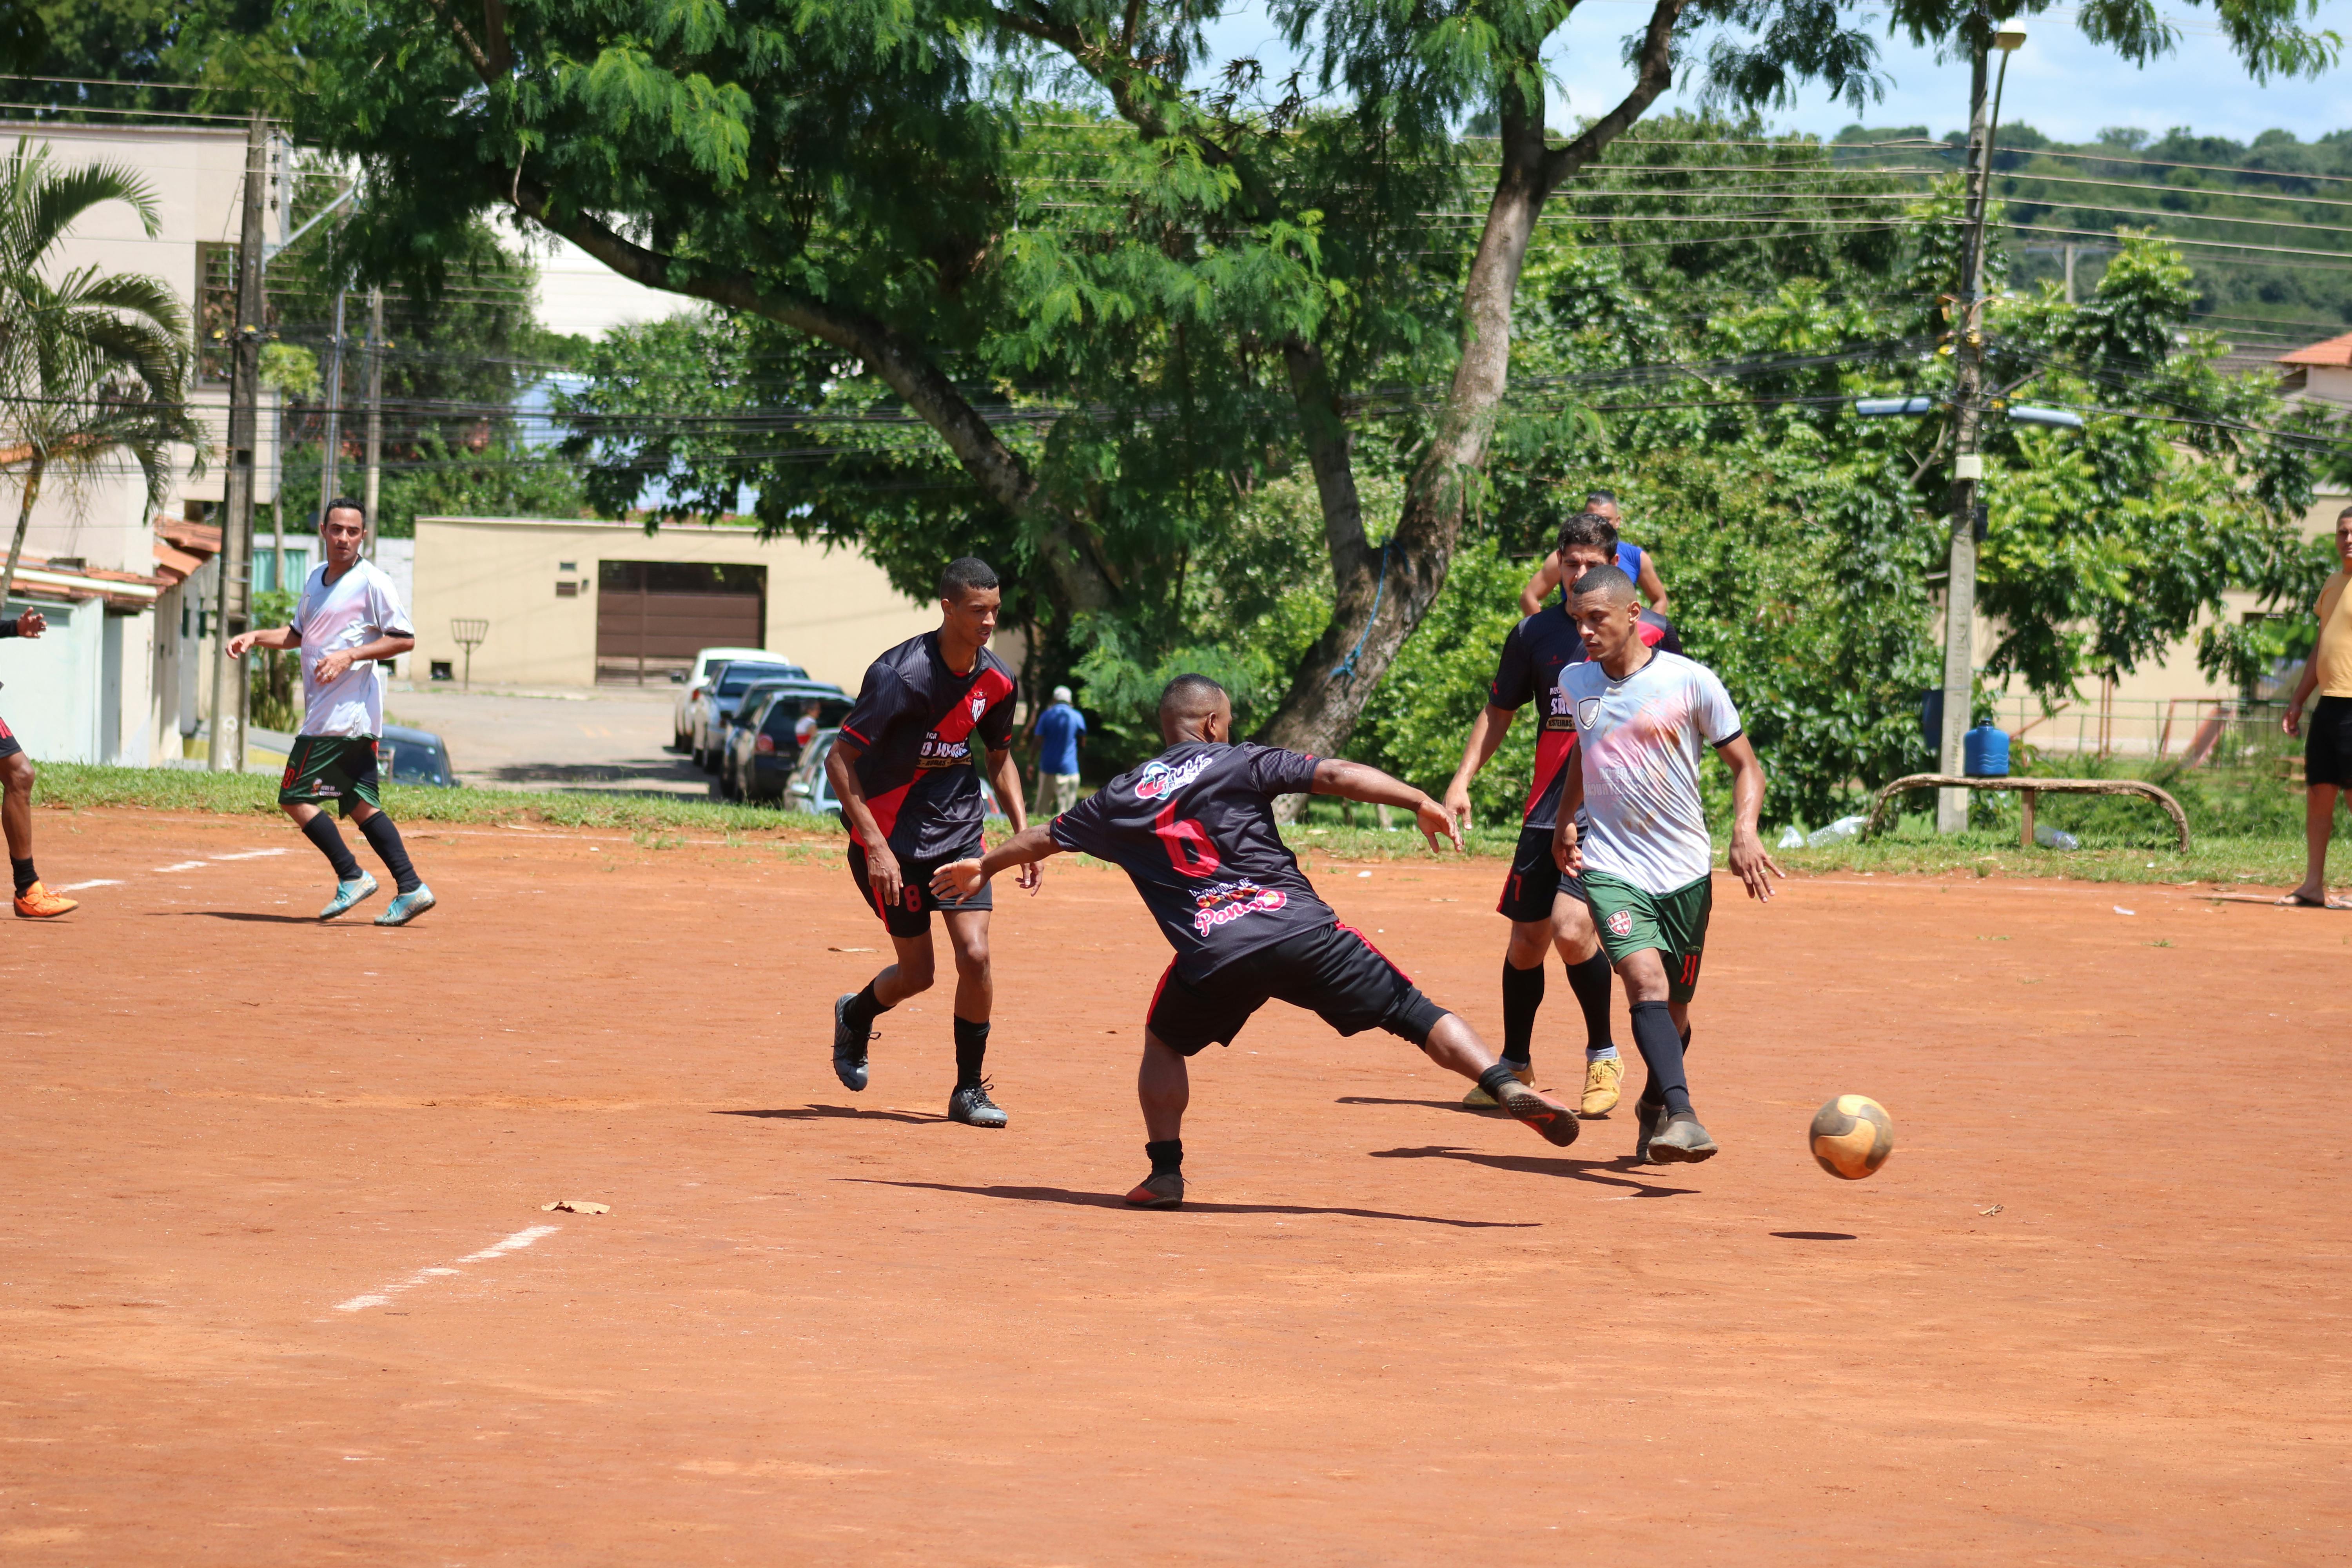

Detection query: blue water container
(1963, 723), (2010, 777)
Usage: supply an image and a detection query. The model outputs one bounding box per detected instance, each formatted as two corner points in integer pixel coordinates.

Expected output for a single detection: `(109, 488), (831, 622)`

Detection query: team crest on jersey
(1136, 752), (1215, 801)
(1191, 878), (1287, 936)
(1606, 908), (1633, 937)
(970, 693), (987, 720)
(1578, 696), (1604, 729)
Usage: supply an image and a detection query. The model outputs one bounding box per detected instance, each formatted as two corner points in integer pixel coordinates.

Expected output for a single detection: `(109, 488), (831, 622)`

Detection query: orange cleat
(13, 881), (77, 919)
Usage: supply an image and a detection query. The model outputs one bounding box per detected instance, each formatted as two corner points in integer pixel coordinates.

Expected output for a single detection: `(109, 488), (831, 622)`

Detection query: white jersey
(294, 558), (413, 738)
(1557, 649), (1744, 894)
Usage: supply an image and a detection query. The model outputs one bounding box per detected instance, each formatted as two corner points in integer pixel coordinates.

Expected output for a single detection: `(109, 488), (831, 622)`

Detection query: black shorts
(847, 838), (992, 939)
(0, 715), (18, 761)
(2308, 695), (2352, 789)
(1495, 823), (1591, 923)
(1146, 924), (1448, 1056)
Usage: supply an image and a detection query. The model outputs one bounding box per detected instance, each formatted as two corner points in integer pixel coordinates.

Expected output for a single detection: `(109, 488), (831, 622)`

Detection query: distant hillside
(1834, 123), (2352, 360)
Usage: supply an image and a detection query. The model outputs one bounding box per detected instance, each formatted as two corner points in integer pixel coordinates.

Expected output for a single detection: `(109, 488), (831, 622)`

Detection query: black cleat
(947, 1078), (1008, 1128)
(831, 993), (871, 1092)
(1647, 1111), (1718, 1163)
(1125, 1169), (1184, 1208)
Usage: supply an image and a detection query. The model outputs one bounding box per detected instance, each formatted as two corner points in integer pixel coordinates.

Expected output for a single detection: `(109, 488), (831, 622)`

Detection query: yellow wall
(411, 515), (937, 690)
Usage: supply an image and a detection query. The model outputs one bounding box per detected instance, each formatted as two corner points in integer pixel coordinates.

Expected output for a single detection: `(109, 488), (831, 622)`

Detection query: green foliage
(246, 584), (299, 730)
(1350, 541), (1531, 820)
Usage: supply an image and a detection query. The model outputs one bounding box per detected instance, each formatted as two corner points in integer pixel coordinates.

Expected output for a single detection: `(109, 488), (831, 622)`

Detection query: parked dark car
(378, 724), (456, 788)
(719, 682), (853, 802)
(782, 728), (1008, 820)
(690, 658), (808, 769)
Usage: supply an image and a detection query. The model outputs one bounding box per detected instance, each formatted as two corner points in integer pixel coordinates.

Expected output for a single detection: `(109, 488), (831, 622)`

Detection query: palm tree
(0, 138), (206, 604)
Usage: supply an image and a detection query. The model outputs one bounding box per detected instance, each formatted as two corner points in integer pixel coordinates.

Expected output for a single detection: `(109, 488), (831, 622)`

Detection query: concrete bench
(1860, 773), (2191, 852)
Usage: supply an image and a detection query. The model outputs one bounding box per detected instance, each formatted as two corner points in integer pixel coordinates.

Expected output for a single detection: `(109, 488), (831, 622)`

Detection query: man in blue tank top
(1519, 490), (1668, 617)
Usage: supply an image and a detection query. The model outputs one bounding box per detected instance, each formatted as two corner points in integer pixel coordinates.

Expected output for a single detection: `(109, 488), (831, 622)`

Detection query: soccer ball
(1808, 1094), (1893, 1180)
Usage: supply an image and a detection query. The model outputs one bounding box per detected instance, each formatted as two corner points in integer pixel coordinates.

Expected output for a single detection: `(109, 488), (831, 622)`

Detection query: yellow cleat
(1462, 1060), (1533, 1108)
(1579, 1053), (1624, 1117)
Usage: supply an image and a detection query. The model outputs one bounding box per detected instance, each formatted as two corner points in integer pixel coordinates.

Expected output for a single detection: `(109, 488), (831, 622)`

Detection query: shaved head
(1567, 562), (1638, 608)
(1158, 673), (1231, 742)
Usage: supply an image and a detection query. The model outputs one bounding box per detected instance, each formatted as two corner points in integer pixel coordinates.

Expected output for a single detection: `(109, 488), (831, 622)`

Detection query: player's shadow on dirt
(1770, 1230), (1858, 1241)
(1367, 1145), (1693, 1198)
(718, 1105), (945, 1125)
(846, 1178), (1536, 1229)
(1334, 1094), (1490, 1113)
(177, 911), (324, 924)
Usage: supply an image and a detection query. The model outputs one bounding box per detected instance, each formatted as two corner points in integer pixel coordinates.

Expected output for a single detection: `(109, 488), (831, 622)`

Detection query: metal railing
(1989, 695), (2294, 765)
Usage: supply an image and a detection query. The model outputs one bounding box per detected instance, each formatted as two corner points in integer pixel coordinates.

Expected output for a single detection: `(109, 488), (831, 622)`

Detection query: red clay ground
(1, 809), (2346, 1564)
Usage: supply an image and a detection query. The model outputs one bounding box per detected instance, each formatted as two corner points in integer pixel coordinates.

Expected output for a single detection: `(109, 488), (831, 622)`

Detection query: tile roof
(2277, 331), (2352, 368)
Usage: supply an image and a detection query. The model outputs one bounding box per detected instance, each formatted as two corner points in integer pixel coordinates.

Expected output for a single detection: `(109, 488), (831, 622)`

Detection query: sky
(1201, 0), (2352, 146)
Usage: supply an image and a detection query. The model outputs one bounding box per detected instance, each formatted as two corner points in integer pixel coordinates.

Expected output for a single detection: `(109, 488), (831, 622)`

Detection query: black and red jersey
(1049, 741), (1335, 983)
(838, 631), (1018, 860)
(1488, 605), (1681, 830)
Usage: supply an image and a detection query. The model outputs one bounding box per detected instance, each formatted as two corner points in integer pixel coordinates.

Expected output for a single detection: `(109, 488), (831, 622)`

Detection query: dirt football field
(2, 810), (2346, 1564)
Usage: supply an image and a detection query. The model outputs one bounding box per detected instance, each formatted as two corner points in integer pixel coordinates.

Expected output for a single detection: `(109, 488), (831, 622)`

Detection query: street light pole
(1936, 14), (2025, 834)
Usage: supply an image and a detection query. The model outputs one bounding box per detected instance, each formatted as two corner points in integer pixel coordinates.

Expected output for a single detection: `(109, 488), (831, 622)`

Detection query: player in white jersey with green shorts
(229, 499), (436, 926)
(1550, 564), (1781, 1163)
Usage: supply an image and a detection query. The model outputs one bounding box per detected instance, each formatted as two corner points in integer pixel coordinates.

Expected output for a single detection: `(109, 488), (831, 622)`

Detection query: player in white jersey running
(1550, 564), (1780, 1163)
(228, 499), (436, 925)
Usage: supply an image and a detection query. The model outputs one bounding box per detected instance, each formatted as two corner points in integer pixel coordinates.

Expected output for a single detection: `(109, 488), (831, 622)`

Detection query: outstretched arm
(1310, 758), (1461, 853)
(1518, 551), (1562, 618)
(1443, 705), (1515, 834)
(932, 823), (1063, 899)
(984, 745), (1042, 890)
(1715, 734), (1783, 902)
(227, 624), (299, 656)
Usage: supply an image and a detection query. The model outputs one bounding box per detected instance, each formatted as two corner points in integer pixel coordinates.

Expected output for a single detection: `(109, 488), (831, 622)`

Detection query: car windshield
(382, 740), (449, 785)
(715, 664), (795, 697)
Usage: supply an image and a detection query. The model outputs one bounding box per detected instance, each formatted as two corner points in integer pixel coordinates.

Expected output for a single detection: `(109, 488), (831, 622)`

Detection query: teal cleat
(374, 884), (437, 927)
(320, 871), (379, 920)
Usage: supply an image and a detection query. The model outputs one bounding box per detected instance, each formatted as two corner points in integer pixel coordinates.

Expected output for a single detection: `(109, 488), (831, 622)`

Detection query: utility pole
(1936, 13), (2024, 834)
(313, 286), (348, 528)
(209, 112), (267, 773)
(362, 288), (384, 559)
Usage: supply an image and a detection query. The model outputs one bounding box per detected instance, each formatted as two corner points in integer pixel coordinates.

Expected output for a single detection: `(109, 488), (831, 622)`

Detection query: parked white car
(672, 646), (780, 751)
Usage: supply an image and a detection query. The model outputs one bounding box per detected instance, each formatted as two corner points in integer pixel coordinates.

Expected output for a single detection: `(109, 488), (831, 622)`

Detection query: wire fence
(1990, 693), (2299, 768)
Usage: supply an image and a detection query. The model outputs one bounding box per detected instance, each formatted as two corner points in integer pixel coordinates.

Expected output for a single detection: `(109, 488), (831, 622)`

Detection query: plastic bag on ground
(1777, 825), (1805, 849)
(2034, 824), (2079, 850)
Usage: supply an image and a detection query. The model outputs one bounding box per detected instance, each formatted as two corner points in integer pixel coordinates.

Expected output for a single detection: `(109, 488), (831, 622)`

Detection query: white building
(1, 118), (289, 763)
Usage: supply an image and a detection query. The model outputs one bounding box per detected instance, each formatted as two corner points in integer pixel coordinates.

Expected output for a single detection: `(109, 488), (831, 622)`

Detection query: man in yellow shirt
(2282, 505), (2352, 908)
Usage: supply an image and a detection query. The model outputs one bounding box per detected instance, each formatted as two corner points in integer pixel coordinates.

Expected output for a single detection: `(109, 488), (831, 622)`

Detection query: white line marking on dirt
(54, 879), (125, 892)
(332, 1225), (561, 1312)
(153, 861), (207, 873)
(208, 848), (291, 861)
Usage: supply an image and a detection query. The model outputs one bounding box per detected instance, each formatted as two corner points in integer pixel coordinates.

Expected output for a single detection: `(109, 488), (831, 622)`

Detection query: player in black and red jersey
(826, 557), (1034, 1127)
(1443, 511), (1680, 1117)
(933, 673), (1579, 1208)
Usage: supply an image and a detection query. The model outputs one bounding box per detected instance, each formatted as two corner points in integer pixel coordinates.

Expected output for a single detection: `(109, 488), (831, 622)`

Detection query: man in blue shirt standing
(1032, 685), (1087, 815)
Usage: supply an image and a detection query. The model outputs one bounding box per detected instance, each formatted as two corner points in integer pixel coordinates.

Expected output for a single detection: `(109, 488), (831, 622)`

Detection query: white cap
(1052, 685), (1073, 703)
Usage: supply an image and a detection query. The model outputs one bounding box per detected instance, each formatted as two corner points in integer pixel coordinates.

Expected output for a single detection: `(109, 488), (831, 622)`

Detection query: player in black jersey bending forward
(829, 557), (1034, 1127)
(935, 674), (1580, 1208)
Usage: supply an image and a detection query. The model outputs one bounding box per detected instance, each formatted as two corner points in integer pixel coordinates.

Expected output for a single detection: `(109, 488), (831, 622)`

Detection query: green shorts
(1582, 870), (1713, 1002)
(279, 734), (381, 815)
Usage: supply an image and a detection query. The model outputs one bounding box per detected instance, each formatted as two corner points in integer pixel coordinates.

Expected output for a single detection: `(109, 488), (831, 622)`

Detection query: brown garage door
(595, 561), (767, 685)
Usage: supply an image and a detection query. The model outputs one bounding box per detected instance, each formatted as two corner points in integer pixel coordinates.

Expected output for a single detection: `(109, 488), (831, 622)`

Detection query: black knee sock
(356, 813), (420, 894)
(1475, 1061), (1524, 1102)
(1565, 949), (1617, 1057)
(844, 981), (890, 1038)
(953, 1015), (990, 1088)
(11, 856), (35, 894)
(1628, 1000), (1691, 1118)
(301, 814), (362, 881)
(1146, 1139), (1183, 1175)
(1499, 961), (1544, 1067)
